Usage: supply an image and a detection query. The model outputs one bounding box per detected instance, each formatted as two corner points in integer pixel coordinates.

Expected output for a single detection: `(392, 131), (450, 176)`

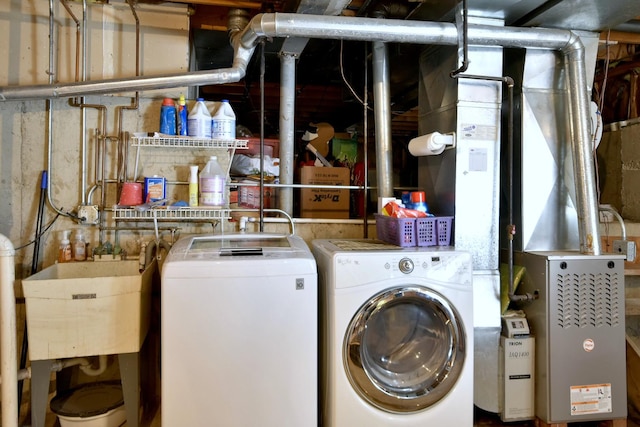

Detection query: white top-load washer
(312, 239), (474, 427)
(161, 233), (317, 427)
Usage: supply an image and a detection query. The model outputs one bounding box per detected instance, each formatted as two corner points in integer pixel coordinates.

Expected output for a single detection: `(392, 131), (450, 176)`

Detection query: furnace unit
(516, 251), (627, 424)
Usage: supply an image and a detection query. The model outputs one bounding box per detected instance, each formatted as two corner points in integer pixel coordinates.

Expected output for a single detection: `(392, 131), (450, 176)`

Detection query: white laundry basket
(50, 381), (126, 427)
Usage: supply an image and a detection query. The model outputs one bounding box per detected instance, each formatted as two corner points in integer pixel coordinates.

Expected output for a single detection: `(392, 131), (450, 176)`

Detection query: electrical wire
(13, 213), (61, 251)
(594, 30), (610, 206)
(598, 29), (611, 114)
(340, 40), (373, 111)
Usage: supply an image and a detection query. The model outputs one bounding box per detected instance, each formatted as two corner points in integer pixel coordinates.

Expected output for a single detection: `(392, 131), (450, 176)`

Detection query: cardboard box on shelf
(300, 166), (350, 219)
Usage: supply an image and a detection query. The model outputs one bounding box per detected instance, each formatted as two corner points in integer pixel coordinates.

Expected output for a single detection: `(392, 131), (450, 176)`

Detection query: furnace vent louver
(554, 272), (621, 329)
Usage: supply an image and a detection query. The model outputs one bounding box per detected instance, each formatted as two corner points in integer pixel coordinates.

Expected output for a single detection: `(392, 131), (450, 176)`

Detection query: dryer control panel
(399, 257), (414, 274)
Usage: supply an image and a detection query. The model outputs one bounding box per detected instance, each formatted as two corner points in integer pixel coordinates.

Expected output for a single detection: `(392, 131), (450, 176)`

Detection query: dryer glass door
(344, 286), (466, 413)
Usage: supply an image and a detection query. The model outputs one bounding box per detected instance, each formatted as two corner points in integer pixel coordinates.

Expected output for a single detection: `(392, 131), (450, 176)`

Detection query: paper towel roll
(408, 132), (453, 156)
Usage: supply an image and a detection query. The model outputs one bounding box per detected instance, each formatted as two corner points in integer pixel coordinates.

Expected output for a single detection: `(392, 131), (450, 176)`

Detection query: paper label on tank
(468, 148), (488, 172)
(570, 383), (612, 415)
(460, 123), (497, 140)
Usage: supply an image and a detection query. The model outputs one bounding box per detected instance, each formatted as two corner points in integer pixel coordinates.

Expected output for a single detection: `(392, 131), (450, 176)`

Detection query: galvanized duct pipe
(244, 14), (599, 254)
(0, 13), (600, 254)
(371, 40), (394, 200)
(564, 33), (601, 255)
(279, 52), (296, 214)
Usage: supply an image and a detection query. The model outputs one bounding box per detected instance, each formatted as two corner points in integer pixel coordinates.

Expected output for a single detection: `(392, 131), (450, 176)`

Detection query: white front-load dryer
(312, 239), (474, 427)
(161, 233), (318, 427)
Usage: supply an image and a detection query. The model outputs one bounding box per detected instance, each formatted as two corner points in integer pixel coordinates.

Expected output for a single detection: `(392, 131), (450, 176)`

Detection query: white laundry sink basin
(22, 260), (155, 360)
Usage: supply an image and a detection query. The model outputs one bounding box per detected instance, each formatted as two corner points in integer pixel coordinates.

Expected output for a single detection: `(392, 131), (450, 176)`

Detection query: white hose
(77, 355), (108, 376)
(0, 234), (18, 427)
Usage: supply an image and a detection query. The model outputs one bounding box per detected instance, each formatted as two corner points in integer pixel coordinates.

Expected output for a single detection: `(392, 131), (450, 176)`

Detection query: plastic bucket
(50, 381), (126, 427)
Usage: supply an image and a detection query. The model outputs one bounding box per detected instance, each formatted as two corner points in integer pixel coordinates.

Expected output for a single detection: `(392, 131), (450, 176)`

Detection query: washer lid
(50, 381), (123, 417)
(190, 235), (291, 251)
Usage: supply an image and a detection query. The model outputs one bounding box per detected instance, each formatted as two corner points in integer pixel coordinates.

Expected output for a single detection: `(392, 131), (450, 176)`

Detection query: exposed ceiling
(168, 0), (640, 139)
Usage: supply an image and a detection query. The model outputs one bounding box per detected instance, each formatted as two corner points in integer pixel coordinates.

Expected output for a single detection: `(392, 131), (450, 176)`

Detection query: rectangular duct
(416, 17), (504, 413)
(503, 31), (600, 252)
(417, 33), (502, 272)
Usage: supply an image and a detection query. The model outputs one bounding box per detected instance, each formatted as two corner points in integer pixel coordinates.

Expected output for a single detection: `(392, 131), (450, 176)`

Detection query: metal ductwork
(0, 10), (607, 419)
(0, 12), (602, 255)
(276, 0), (352, 215)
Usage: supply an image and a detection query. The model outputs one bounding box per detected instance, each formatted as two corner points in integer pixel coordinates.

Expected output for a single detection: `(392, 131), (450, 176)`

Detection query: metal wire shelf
(131, 134), (248, 149)
(113, 207), (230, 220)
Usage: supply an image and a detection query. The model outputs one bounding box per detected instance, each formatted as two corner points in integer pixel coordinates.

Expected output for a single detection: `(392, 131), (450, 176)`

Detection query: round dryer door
(343, 285), (466, 413)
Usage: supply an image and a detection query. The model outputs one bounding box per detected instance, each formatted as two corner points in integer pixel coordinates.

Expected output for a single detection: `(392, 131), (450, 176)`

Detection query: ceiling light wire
(598, 29), (611, 114)
(340, 40), (372, 111)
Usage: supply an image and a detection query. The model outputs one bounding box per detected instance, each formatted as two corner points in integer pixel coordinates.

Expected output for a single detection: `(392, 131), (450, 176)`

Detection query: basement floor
(17, 398), (640, 427)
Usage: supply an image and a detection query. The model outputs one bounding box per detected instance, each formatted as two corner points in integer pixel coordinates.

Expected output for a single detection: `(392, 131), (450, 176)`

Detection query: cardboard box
(301, 166), (350, 218)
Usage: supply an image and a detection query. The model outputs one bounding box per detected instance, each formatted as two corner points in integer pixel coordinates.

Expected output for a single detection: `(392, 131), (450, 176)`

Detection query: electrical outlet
(613, 239), (636, 262)
(77, 205), (99, 225)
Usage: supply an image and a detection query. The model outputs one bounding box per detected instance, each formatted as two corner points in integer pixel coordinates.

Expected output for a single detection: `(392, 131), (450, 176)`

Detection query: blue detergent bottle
(160, 98), (177, 135)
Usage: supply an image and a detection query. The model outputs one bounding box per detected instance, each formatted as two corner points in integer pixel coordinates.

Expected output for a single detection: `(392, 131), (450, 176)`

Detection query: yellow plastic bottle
(189, 165), (199, 207)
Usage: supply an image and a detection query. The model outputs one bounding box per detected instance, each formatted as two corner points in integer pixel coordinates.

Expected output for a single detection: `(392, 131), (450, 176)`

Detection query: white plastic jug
(200, 156), (226, 207)
(211, 99), (236, 140)
(188, 98), (211, 138)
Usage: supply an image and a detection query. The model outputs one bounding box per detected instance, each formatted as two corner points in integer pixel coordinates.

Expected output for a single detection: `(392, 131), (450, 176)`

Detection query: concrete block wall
(0, 0), (191, 280)
(0, 0), (375, 285)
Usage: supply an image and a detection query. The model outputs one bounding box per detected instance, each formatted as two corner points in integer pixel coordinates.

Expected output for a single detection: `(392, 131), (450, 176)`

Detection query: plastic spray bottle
(177, 94), (188, 136)
(58, 230), (72, 263)
(73, 229), (87, 261)
(189, 165), (199, 207)
(200, 156), (226, 207)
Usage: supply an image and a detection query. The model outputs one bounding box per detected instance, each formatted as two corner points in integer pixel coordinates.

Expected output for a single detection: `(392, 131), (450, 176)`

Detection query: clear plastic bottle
(200, 156), (226, 207)
(187, 98), (212, 138)
(211, 99), (236, 140)
(58, 230), (72, 263)
(73, 229), (87, 261)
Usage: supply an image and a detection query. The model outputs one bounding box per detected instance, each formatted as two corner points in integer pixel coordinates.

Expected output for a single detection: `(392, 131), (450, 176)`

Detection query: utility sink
(22, 260), (155, 360)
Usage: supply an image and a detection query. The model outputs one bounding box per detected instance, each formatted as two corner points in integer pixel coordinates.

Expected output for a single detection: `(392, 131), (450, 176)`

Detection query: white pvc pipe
(0, 234), (18, 427)
(78, 354), (108, 376)
(0, 355), (107, 385)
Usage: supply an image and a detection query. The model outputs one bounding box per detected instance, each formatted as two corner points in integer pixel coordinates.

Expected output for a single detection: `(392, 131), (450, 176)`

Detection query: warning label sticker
(570, 384), (612, 416)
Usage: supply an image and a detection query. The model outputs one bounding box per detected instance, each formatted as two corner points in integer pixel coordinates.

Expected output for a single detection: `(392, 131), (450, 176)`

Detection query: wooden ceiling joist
(170, 0), (262, 9)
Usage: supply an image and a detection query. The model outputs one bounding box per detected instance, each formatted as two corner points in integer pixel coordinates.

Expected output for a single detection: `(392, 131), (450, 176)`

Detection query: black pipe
(259, 39), (266, 232)
(450, 0), (468, 78)
(21, 171), (48, 410)
(30, 171), (48, 275)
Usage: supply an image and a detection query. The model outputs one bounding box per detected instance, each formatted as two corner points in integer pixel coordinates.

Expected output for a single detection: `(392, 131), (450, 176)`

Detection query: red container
(244, 138), (279, 158)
